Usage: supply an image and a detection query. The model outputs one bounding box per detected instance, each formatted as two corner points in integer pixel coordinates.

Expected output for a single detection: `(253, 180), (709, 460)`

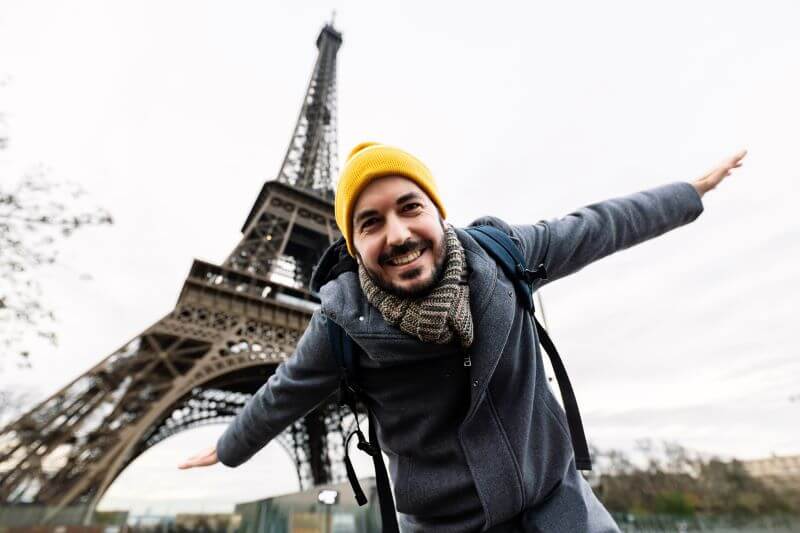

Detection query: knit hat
(334, 142), (447, 256)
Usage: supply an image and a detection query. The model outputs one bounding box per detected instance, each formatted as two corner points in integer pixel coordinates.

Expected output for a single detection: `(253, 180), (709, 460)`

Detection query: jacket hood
(310, 236), (358, 294)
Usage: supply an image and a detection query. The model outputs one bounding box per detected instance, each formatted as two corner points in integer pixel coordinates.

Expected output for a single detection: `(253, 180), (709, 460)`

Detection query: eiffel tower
(0, 22), (347, 522)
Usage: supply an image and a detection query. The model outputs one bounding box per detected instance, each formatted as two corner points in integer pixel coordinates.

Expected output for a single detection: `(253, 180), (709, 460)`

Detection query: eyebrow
(354, 192), (424, 225)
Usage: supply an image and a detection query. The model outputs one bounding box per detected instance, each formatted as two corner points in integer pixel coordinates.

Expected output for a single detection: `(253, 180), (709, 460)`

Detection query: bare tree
(0, 74), (113, 365)
(0, 169), (113, 365)
(593, 441), (797, 515)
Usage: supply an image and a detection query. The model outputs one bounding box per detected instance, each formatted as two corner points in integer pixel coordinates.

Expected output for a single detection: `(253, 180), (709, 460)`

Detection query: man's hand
(178, 446), (219, 469)
(692, 149), (747, 197)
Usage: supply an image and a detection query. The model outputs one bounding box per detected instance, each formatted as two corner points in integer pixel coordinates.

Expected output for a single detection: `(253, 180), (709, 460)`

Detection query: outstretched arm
(510, 149), (747, 288)
(178, 308), (340, 469)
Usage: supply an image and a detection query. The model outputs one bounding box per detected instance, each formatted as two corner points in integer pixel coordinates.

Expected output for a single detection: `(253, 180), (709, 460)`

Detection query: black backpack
(322, 225), (591, 532)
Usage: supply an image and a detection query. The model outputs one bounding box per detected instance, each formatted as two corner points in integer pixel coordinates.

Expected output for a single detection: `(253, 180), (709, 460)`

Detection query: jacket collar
(315, 226), (517, 413)
(310, 236), (354, 294)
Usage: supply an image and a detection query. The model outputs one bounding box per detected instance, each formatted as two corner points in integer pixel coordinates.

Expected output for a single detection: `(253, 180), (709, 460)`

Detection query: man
(180, 142), (747, 532)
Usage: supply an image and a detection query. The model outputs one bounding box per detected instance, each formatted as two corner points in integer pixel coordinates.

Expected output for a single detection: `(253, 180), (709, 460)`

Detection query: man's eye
(362, 218), (377, 230)
(403, 203), (422, 212)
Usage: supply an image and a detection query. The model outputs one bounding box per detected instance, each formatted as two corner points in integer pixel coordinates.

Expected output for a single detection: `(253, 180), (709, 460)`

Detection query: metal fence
(612, 513), (800, 532)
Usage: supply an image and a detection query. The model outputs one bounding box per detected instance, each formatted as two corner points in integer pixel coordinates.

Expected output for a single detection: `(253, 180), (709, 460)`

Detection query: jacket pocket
(393, 452), (482, 517)
(392, 454), (412, 513)
(541, 388), (571, 437)
(531, 478), (563, 510)
(528, 388), (575, 505)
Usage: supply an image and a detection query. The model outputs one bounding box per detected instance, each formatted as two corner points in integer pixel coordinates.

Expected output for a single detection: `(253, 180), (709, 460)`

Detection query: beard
(359, 224), (449, 300)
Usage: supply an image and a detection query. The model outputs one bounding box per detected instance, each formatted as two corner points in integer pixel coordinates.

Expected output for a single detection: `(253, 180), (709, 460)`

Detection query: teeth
(389, 250), (421, 266)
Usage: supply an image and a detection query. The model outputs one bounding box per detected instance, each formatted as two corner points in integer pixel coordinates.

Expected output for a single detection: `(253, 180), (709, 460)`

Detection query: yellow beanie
(335, 142), (447, 256)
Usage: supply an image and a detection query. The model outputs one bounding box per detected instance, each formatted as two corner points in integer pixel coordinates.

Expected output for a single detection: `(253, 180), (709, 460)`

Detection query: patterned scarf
(358, 224), (474, 348)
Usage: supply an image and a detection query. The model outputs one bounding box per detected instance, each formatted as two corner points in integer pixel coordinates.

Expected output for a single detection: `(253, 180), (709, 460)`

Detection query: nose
(385, 212), (412, 248)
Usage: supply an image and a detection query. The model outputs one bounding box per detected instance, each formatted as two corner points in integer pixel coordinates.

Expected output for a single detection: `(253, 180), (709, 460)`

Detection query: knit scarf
(358, 224), (474, 348)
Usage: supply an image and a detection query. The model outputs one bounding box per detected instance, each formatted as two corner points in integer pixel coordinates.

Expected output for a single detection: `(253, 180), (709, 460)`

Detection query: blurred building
(0, 506), (127, 531)
(173, 513), (239, 532)
(234, 478), (379, 533)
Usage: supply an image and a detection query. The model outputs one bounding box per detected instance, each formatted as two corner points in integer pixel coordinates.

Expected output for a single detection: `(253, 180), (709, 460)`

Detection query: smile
(386, 248), (425, 267)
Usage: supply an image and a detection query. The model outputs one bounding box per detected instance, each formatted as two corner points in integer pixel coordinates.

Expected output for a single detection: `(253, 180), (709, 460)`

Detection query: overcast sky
(1, 0), (798, 516)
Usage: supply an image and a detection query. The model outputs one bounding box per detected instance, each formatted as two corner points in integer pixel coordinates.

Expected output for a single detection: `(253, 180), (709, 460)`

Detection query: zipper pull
(463, 354), (472, 367)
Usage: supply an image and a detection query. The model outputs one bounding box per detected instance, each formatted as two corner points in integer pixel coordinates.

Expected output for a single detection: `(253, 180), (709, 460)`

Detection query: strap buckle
(356, 438), (378, 457)
(337, 377), (362, 406)
(517, 262), (548, 284)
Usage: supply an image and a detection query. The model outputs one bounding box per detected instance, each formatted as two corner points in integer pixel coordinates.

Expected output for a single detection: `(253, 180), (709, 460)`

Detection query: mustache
(379, 239), (428, 265)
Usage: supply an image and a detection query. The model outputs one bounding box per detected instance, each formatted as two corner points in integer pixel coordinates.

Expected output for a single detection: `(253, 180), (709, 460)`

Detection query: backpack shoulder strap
(324, 315), (400, 533)
(464, 225), (547, 312)
(530, 314), (592, 470)
(324, 313), (357, 382)
(464, 225), (592, 471)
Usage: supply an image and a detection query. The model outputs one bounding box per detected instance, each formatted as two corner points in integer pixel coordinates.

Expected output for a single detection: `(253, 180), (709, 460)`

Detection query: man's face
(352, 175), (447, 299)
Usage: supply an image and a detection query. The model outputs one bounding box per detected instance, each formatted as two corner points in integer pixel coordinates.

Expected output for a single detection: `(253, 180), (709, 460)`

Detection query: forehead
(353, 175), (428, 213)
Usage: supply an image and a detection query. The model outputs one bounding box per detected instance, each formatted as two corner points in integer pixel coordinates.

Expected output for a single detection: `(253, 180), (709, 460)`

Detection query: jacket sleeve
(216, 308), (340, 467)
(509, 181), (704, 289)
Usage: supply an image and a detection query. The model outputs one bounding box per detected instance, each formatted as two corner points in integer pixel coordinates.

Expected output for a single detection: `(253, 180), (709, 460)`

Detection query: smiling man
(181, 141), (746, 532)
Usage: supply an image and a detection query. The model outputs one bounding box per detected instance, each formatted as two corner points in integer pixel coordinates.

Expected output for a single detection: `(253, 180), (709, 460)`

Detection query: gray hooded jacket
(217, 181), (705, 532)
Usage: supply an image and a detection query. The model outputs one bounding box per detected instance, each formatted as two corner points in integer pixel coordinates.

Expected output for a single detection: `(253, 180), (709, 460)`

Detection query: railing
(612, 512), (800, 532)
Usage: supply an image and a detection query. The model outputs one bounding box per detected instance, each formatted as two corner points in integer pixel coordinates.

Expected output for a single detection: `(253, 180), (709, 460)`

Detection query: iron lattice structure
(0, 23), (347, 522)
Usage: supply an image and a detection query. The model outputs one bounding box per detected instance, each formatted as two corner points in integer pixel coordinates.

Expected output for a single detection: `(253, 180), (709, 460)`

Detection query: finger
(178, 455), (206, 469)
(179, 458), (210, 469)
(723, 152), (745, 167)
(178, 458), (199, 469)
(181, 448), (214, 462)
